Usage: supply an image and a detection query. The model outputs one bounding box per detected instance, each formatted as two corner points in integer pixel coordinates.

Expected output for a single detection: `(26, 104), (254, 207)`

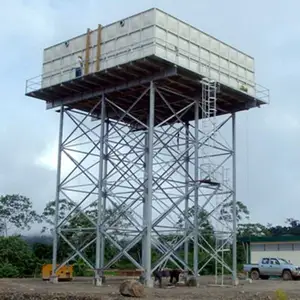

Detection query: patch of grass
(104, 270), (117, 276)
(275, 289), (288, 300)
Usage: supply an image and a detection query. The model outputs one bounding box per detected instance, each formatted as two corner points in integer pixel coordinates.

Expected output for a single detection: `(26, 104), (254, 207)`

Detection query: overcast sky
(1, 0), (299, 231)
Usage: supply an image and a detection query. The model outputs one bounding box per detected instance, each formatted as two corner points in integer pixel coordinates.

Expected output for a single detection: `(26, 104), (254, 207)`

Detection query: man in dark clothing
(153, 269), (163, 288)
(153, 268), (183, 287)
(169, 269), (181, 284)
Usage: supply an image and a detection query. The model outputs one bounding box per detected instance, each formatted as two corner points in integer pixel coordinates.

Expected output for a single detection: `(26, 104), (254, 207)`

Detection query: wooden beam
(84, 28), (91, 75)
(96, 24), (102, 72)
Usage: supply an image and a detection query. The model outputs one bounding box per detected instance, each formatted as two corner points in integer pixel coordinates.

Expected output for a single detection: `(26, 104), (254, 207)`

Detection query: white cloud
(264, 111), (300, 131)
(35, 143), (58, 171)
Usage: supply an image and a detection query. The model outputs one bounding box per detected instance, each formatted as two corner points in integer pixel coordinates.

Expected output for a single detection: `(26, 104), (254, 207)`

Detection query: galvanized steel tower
(25, 8), (269, 287)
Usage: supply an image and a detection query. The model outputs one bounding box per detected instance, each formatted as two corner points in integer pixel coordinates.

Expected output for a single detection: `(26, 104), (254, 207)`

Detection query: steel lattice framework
(24, 6), (270, 287)
(49, 79), (239, 287)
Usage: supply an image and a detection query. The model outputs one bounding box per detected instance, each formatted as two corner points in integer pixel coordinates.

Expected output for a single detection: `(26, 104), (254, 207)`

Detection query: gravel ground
(0, 276), (300, 299)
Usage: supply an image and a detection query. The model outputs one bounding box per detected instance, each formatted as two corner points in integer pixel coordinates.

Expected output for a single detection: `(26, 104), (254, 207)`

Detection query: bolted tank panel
(40, 8), (256, 97)
(153, 9), (255, 96)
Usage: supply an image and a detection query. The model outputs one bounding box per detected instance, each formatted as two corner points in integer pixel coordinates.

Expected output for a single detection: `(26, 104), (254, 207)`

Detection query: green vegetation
(0, 193), (297, 278)
(0, 194), (41, 237)
(0, 236), (39, 277)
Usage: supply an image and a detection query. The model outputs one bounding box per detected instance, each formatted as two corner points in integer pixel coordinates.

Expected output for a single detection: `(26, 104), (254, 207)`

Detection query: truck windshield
(278, 258), (289, 264)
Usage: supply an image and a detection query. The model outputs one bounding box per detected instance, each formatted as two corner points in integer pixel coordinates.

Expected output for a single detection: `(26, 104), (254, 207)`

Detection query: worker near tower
(75, 55), (83, 77)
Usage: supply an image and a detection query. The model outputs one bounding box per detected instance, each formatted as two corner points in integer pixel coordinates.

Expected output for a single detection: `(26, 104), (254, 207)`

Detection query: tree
(177, 201), (250, 236)
(32, 242), (52, 263)
(238, 223), (270, 237)
(286, 218), (300, 229)
(41, 198), (132, 237)
(267, 218), (300, 236)
(220, 200), (250, 223)
(41, 198), (133, 266)
(177, 206), (214, 235)
(175, 206), (216, 273)
(0, 236), (37, 277)
(0, 194), (41, 236)
(41, 198), (75, 234)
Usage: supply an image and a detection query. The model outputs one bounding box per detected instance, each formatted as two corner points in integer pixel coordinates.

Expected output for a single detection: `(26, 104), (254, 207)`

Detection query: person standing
(169, 269), (181, 284)
(75, 55), (83, 77)
(153, 268), (163, 288)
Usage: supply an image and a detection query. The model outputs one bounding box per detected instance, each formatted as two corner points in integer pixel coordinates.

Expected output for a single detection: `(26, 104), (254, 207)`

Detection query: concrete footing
(93, 276), (106, 286)
(50, 276), (58, 284)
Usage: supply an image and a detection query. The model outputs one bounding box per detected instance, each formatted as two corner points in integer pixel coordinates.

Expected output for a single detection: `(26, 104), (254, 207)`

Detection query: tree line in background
(0, 194), (298, 278)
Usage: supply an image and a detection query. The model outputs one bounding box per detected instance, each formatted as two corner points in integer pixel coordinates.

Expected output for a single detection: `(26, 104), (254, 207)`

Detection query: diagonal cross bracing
(51, 79), (237, 287)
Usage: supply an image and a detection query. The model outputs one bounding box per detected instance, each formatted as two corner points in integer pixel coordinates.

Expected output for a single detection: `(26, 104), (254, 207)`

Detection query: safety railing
(25, 37), (270, 104)
(25, 38), (156, 93)
(255, 83), (270, 104)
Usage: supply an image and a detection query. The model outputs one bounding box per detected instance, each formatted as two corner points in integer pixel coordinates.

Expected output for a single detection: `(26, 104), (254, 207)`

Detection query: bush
(73, 259), (92, 276)
(0, 236), (37, 277)
(0, 263), (19, 278)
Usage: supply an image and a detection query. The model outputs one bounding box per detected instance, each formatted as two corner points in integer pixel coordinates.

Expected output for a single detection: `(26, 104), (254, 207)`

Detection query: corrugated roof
(239, 235), (300, 243)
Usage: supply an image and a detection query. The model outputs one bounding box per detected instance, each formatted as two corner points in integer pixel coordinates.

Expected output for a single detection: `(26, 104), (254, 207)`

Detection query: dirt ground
(1, 276), (300, 299)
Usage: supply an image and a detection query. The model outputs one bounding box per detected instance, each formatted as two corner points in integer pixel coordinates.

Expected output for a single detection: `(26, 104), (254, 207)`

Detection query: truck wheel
(282, 270), (292, 281)
(250, 269), (260, 280)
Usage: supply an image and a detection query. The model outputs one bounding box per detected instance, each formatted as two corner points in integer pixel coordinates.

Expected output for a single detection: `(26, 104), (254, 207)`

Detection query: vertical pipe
(51, 105), (64, 283)
(100, 120), (109, 276)
(184, 122), (189, 269)
(95, 95), (106, 286)
(145, 82), (155, 287)
(215, 236), (218, 284)
(232, 112), (237, 285)
(84, 28), (91, 75)
(193, 100), (199, 277)
(96, 24), (102, 72)
(245, 242), (249, 279)
(221, 245), (224, 286)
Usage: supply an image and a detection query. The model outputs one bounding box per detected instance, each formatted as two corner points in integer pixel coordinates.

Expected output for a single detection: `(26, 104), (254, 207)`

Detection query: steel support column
(95, 95), (106, 286)
(232, 112), (238, 285)
(142, 131), (149, 271)
(193, 100), (199, 277)
(184, 122), (190, 269)
(51, 105), (64, 283)
(145, 82), (155, 287)
(100, 120), (109, 273)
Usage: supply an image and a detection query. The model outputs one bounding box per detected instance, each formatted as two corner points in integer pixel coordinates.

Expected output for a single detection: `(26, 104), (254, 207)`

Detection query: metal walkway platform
(26, 56), (269, 127)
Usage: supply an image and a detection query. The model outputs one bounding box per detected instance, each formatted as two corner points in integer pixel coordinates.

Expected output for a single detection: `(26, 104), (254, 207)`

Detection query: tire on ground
(250, 269), (260, 280)
(282, 269), (292, 281)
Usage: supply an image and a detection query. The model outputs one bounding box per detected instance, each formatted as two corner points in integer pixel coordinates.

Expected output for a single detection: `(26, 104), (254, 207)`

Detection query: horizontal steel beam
(46, 66), (178, 110)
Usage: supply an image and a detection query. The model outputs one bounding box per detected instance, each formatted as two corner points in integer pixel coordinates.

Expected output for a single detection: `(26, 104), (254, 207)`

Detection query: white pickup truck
(243, 257), (300, 280)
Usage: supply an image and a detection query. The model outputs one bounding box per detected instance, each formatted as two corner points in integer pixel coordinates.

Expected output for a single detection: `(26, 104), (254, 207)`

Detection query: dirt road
(0, 277), (299, 299)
